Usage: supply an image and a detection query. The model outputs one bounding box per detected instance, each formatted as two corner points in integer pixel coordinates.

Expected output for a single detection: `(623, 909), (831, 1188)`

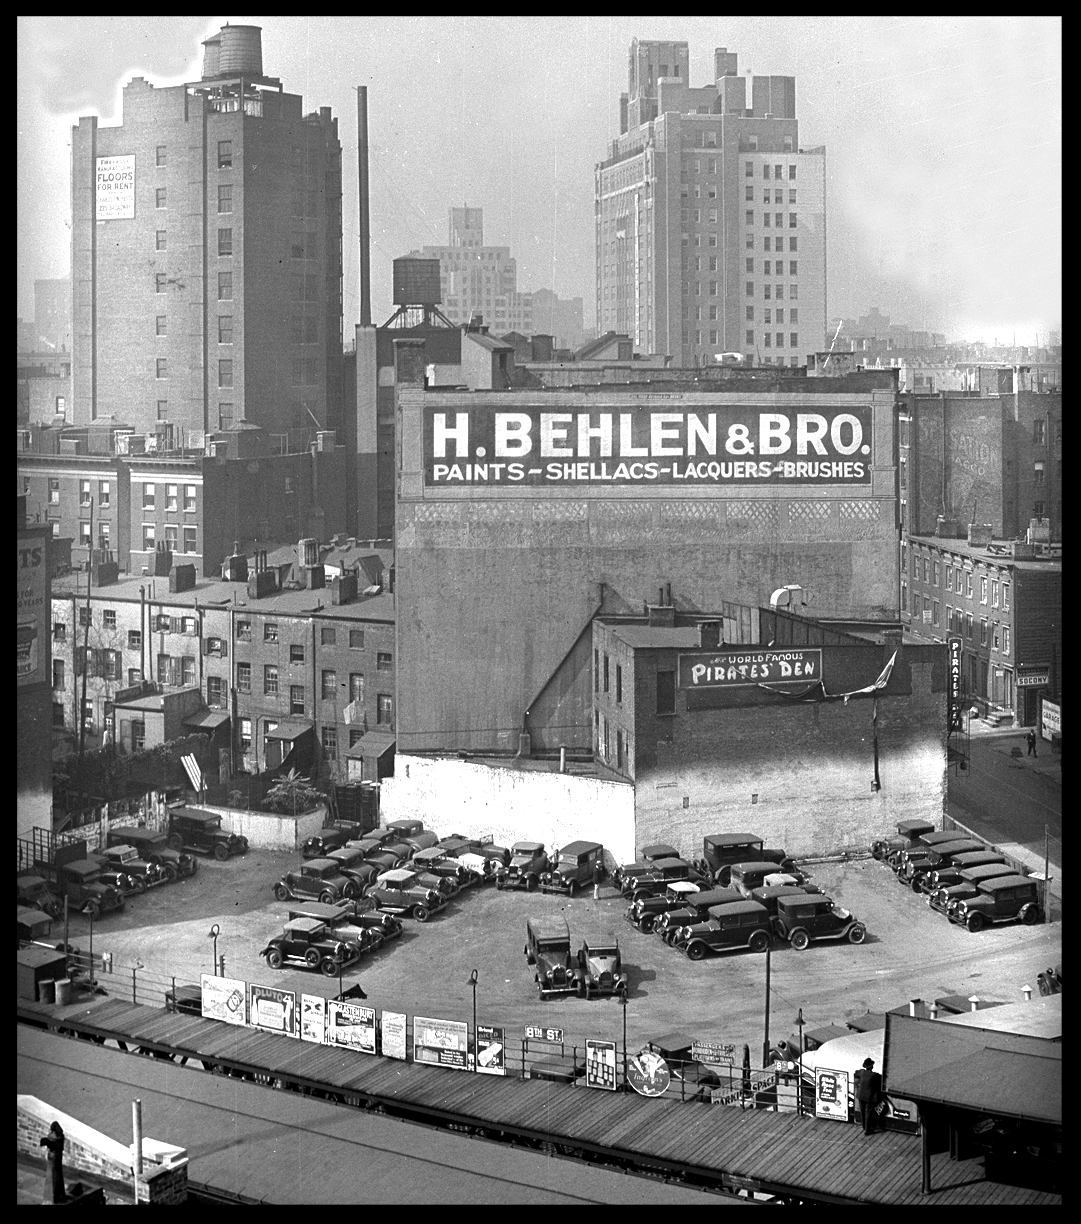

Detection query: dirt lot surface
(61, 849), (1062, 1061)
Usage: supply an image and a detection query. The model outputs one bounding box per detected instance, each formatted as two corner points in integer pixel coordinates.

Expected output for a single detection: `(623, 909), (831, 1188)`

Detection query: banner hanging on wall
(424, 405), (873, 487)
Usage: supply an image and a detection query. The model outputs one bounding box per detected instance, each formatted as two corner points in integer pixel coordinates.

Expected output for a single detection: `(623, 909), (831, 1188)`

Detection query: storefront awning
(265, 719), (313, 742)
(344, 731), (395, 760)
(183, 709), (231, 730)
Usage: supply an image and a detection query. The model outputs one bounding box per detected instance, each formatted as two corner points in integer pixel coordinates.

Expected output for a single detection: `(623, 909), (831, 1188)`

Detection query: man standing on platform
(854, 1057), (883, 1135)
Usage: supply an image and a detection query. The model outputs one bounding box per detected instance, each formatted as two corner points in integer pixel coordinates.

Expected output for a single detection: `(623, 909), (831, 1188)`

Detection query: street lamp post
(468, 969), (478, 1072)
(761, 942), (772, 1067)
(794, 1008), (805, 1116)
(208, 924), (220, 976)
(620, 991), (628, 1090)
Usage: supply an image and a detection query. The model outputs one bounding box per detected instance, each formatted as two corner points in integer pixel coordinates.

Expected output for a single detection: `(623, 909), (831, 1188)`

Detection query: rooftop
(909, 535), (1061, 571)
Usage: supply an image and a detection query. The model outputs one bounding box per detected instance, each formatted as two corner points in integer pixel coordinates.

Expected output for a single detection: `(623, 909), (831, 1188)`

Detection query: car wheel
(167, 833), (183, 851)
(790, 929), (811, 951)
(909, 877), (923, 894)
(414, 906), (431, 923)
(1021, 907), (1040, 926)
(274, 883), (290, 901)
(538, 983), (545, 999)
(131, 876), (147, 894)
(320, 959), (339, 977)
(343, 881), (359, 900)
(639, 916), (654, 934)
(496, 879), (504, 891)
(266, 948), (284, 969)
(318, 891), (335, 905)
(526, 876), (539, 892)
(568, 881), (579, 898)
(585, 982), (592, 1000)
(686, 942), (706, 962)
(966, 913), (986, 934)
(871, 845), (885, 861)
(305, 948), (321, 968)
(748, 929), (770, 953)
(186, 860), (198, 876)
(577, 979), (585, 998)
(848, 924), (867, 945)
(162, 863), (179, 883)
(716, 868), (731, 887)
(213, 843), (229, 861)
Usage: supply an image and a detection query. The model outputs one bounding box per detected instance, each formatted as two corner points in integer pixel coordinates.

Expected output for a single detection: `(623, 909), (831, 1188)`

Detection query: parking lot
(55, 841), (1062, 1061)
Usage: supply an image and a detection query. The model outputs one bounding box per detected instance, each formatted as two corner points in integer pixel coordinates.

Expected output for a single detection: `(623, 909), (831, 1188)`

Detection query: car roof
(690, 887), (743, 907)
(18, 907), (53, 925)
(512, 841), (545, 852)
(388, 819), (422, 830)
(897, 819), (936, 836)
(287, 902), (344, 919)
(580, 930), (618, 947)
(752, 884), (808, 899)
(18, 875), (50, 890)
(61, 860), (100, 878)
(303, 857), (344, 873)
(557, 840), (602, 855)
(951, 850), (1004, 866)
(667, 881), (700, 894)
(527, 915), (570, 940)
(651, 857), (688, 870)
(704, 832), (762, 847)
(977, 874), (1033, 892)
(804, 1024), (852, 1045)
(175, 809), (219, 823)
(105, 843), (138, 854)
(327, 846), (364, 860)
(379, 868), (416, 883)
(707, 900), (768, 918)
(730, 860), (784, 874)
(412, 847), (442, 860)
(918, 829), (963, 845)
(776, 893), (832, 910)
(640, 843), (679, 858)
(439, 837), (473, 850)
(110, 825), (162, 839)
(959, 863), (1016, 881)
(933, 839), (986, 854)
(284, 916), (326, 935)
(643, 1032), (696, 1056)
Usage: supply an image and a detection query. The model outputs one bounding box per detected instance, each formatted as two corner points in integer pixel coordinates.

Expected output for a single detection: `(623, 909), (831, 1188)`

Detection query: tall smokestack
(357, 86), (372, 327)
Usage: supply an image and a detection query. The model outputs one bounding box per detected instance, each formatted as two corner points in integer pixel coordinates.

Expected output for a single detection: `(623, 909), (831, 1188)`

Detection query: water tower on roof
(383, 257), (455, 329)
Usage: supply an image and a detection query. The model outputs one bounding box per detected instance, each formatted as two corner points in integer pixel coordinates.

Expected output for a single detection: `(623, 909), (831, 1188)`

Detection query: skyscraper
(596, 40), (826, 366)
(70, 24), (342, 444)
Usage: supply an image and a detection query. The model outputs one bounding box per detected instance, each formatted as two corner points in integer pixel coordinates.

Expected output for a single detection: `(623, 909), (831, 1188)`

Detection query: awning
(183, 709), (231, 730)
(344, 731), (395, 760)
(265, 719), (314, 742)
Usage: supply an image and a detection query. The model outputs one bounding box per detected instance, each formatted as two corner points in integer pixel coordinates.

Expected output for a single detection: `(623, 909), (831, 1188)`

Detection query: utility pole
(77, 500), (94, 768)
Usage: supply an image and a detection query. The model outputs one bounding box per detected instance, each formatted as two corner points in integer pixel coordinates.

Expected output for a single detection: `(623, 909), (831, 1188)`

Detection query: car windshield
(590, 947), (618, 957)
(557, 854), (580, 866)
(538, 940), (568, 952)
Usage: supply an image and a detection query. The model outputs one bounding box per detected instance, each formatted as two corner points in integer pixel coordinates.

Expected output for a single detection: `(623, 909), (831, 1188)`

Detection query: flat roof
(908, 535), (1061, 572)
(610, 626), (703, 650)
(936, 996), (1061, 1041)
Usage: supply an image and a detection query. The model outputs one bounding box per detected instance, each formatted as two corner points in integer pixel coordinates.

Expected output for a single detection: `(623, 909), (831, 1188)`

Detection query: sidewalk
(966, 722), (1062, 784)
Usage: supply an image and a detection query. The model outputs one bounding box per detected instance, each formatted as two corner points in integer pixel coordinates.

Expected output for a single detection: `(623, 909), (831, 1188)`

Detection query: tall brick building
(596, 40), (826, 366)
(70, 24), (343, 445)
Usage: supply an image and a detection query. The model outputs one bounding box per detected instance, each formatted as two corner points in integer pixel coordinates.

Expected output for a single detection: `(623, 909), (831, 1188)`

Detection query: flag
(181, 753), (204, 792)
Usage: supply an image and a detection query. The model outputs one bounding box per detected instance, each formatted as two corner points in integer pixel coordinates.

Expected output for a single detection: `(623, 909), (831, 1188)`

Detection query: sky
(18, 15), (1061, 345)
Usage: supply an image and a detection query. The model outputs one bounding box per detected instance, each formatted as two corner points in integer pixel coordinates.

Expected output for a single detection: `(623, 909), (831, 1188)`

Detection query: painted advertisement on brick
(95, 155), (135, 221)
(678, 648), (822, 689)
(425, 405), (872, 486)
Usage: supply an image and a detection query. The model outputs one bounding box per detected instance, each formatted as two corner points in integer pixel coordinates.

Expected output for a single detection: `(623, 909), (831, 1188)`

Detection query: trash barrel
(38, 979), (56, 1004)
(54, 978), (73, 1005)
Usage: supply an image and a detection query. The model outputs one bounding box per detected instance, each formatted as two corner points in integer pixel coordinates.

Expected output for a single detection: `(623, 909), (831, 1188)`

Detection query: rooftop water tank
(201, 34), (222, 79)
(218, 24), (262, 76)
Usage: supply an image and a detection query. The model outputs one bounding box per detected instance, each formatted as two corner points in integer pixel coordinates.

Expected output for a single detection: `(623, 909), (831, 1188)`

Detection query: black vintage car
(653, 886), (743, 944)
(541, 841), (606, 896)
(364, 869), (446, 921)
(285, 901), (386, 956)
(496, 842), (550, 892)
(261, 917), (359, 976)
(168, 809), (248, 859)
(108, 826), (198, 880)
(772, 894), (867, 949)
(17, 875), (62, 920)
(274, 858), (360, 905)
(946, 875), (1043, 932)
(98, 844), (170, 891)
(620, 858), (707, 902)
(525, 915), (577, 998)
(698, 832), (794, 887)
(612, 844), (680, 889)
(676, 900), (774, 960)
(626, 880), (702, 933)
(870, 818), (936, 862)
(576, 930), (628, 998)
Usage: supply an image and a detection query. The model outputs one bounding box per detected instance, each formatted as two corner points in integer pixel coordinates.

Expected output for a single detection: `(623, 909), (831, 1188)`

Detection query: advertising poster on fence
(815, 1067), (850, 1121)
(476, 1025), (506, 1075)
(300, 994), (327, 1044)
(413, 1015), (469, 1070)
(200, 974), (247, 1026)
(248, 983), (297, 1037)
(692, 1040), (737, 1065)
(328, 1001), (377, 1053)
(627, 1050), (671, 1097)
(382, 1011), (407, 1060)
(585, 1039), (618, 1091)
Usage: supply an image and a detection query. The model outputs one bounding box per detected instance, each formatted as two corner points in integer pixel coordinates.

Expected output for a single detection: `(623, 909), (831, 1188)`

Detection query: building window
(656, 670), (675, 715)
(238, 717), (252, 753)
(1033, 419), (1046, 445)
(183, 526), (197, 554)
(53, 658), (65, 689)
(789, 213), (797, 228)
(1033, 461), (1045, 485)
(745, 210), (754, 226)
(78, 606), (92, 629)
(763, 213), (770, 227)
(218, 140), (233, 169)
(1033, 500), (1045, 518)
(349, 630), (364, 649)
(745, 161), (753, 177)
(991, 580), (1000, 608)
(156, 358), (168, 379)
(764, 285), (771, 300)
(290, 685), (305, 715)
(207, 676), (225, 708)
(321, 669), (337, 700)
(615, 664), (623, 704)
(349, 729), (363, 748)
(183, 484), (196, 512)
(181, 656), (196, 687)
(992, 625), (1001, 652)
(290, 644), (305, 664)
(236, 662), (251, 693)
(965, 612), (973, 639)
(790, 237), (798, 251)
(349, 674), (364, 704)
(945, 567), (953, 592)
(218, 271), (233, 300)
(155, 230), (167, 250)
(1002, 582), (1010, 611)
(78, 520), (91, 546)
(980, 577), (988, 605)
(320, 627), (336, 646)
(219, 403), (234, 429)
(745, 186), (754, 201)
(78, 478), (91, 506)
(776, 333), (784, 348)
(377, 652), (393, 671)
(217, 184), (233, 214)
(166, 484), (178, 511)
(102, 608), (116, 629)
(155, 188), (166, 208)
(746, 281), (754, 297)
(1002, 627), (1010, 656)
(157, 399), (169, 420)
(264, 665), (279, 696)
(789, 165), (797, 179)
(264, 622), (278, 643)
(980, 619), (988, 646)
(764, 334), (772, 348)
(218, 228), (233, 256)
(746, 258), (754, 274)
(965, 572), (973, 598)
(321, 726), (337, 761)
(164, 525), (178, 551)
(156, 145), (167, 167)
(48, 478), (60, 504)
(218, 360), (233, 388)
(142, 524), (155, 550)
(236, 619), (251, 642)
(155, 314), (167, 336)
(377, 694), (393, 726)
(746, 307), (754, 322)
(932, 561), (940, 586)
(790, 333), (798, 349)
(901, 581), (907, 614)
(155, 274), (167, 294)
(218, 316), (233, 344)
(127, 629), (142, 650)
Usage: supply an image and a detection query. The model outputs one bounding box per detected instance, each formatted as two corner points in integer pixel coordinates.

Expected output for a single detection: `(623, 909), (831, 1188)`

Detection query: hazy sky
(18, 15), (1060, 344)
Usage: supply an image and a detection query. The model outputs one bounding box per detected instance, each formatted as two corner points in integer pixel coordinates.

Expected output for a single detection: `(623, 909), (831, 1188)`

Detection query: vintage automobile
(108, 826), (197, 880)
(380, 841), (416, 868)
(524, 915), (577, 998)
(324, 847), (382, 894)
(576, 930), (628, 998)
(698, 832), (794, 887)
(540, 841), (606, 896)
(620, 857), (707, 902)
(346, 836), (395, 858)
(164, 983), (203, 1016)
(410, 847), (468, 892)
(1037, 965), (1062, 996)
(302, 827), (356, 860)
(946, 874), (1043, 932)
(639, 1033), (722, 1102)
(917, 850), (1009, 895)
(676, 900), (774, 960)
(363, 849), (405, 877)
(261, 917), (359, 976)
(85, 852), (142, 898)
(457, 851), (499, 884)
(98, 844), (170, 891)
(772, 894), (867, 949)
(749, 883), (824, 918)
(900, 839), (990, 890)
(653, 886), (743, 944)
(400, 830), (440, 854)
(870, 818), (937, 862)
(729, 860), (811, 899)
(365, 869), (447, 921)
(386, 818), (425, 840)
(51, 859), (125, 918)
(274, 857), (361, 905)
(316, 897), (405, 943)
(17, 874), (62, 920)
(285, 902), (386, 956)
(888, 828), (968, 874)
(922, 837), (989, 869)
(167, 809), (248, 859)
(612, 843), (680, 889)
(626, 880), (701, 933)
(496, 842), (550, 891)
(771, 1024), (851, 1064)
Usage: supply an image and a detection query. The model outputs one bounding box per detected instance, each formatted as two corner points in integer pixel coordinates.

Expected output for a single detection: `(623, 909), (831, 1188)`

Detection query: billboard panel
(815, 1067), (850, 1121)
(425, 404), (873, 487)
(200, 974), (247, 1026)
(248, 983), (297, 1037)
(327, 1001), (377, 1053)
(95, 155), (135, 220)
(413, 1015), (469, 1070)
(300, 993), (327, 1043)
(476, 1024), (506, 1075)
(381, 1011), (407, 1060)
(17, 534), (48, 687)
(585, 1038), (618, 1091)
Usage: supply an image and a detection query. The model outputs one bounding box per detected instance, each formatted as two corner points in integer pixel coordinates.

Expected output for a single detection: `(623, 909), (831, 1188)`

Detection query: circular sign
(627, 1051), (671, 1097)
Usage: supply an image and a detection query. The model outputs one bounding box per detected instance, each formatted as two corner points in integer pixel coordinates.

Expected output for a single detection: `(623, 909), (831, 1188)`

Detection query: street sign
(525, 1025), (564, 1043)
(692, 1040), (737, 1065)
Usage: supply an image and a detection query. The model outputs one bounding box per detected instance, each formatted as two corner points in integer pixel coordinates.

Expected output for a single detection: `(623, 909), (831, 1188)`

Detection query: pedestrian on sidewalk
(1027, 729), (1038, 758)
(593, 859), (604, 901)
